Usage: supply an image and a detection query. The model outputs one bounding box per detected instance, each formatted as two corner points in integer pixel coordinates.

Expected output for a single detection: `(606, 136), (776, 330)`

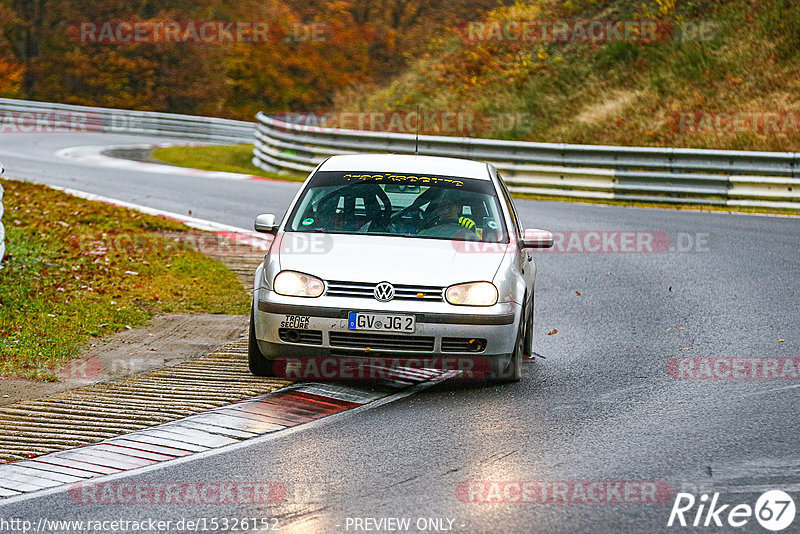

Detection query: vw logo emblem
(374, 282), (395, 302)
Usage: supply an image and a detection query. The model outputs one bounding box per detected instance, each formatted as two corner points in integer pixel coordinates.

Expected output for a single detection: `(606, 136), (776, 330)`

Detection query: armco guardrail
(0, 98), (254, 143)
(252, 112), (800, 210)
(0, 99), (796, 210)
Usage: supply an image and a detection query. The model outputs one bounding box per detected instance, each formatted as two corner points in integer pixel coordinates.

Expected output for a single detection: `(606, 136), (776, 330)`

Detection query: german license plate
(348, 312), (415, 333)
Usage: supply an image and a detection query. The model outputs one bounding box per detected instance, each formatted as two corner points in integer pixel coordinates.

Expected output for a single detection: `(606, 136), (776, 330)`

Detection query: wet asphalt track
(1, 133), (799, 533)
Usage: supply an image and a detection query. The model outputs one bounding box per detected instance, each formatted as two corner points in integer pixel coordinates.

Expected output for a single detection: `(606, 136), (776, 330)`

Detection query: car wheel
(248, 305), (275, 377)
(493, 301), (525, 383)
(523, 295), (534, 357)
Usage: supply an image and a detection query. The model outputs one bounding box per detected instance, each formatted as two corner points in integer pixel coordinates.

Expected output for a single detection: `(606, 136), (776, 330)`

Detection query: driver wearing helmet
(419, 190), (479, 237)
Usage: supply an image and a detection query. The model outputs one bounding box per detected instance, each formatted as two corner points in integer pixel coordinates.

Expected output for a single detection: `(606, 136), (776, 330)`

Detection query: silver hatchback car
(249, 154), (553, 382)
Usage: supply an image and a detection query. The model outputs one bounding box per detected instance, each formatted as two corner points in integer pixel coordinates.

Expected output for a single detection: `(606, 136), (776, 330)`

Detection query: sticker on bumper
(280, 315), (310, 329)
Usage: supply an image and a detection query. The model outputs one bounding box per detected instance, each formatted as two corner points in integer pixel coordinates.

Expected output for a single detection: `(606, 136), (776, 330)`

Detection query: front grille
(326, 281), (444, 302)
(279, 328), (323, 345)
(328, 332), (435, 352)
(441, 337), (487, 353)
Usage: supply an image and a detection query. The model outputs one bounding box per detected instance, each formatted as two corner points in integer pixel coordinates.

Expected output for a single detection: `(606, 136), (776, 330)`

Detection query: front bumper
(253, 289), (520, 360)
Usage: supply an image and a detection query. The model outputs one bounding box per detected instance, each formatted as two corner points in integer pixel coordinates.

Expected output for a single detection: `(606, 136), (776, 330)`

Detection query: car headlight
(445, 282), (498, 306)
(273, 271), (325, 298)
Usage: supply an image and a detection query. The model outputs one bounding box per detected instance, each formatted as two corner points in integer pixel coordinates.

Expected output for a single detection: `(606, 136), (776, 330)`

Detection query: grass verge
(151, 144), (307, 182)
(0, 179), (249, 380)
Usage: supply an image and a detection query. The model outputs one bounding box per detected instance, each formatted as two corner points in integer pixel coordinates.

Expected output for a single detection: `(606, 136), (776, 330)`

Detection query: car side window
(497, 174), (522, 238)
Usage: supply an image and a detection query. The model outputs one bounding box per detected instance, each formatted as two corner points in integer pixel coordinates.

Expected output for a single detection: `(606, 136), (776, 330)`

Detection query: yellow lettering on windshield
(342, 173), (463, 187)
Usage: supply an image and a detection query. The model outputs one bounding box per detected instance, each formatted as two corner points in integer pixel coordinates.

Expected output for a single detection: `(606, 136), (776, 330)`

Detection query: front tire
(492, 301), (525, 383)
(248, 305), (275, 377)
(523, 295), (534, 358)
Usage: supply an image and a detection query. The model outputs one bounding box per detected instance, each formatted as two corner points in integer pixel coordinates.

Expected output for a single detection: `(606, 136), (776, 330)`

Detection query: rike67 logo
(668, 490), (796, 531)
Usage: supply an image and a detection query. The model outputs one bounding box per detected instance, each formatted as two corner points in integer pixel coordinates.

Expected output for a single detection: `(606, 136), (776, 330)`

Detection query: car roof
(317, 154), (492, 181)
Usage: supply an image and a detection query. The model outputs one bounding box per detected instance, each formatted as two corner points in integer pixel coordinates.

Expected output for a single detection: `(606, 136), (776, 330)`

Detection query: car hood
(276, 233), (509, 286)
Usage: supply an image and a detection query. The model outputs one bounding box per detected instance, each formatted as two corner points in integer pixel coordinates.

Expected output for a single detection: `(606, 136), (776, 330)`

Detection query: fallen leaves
(547, 329), (558, 336)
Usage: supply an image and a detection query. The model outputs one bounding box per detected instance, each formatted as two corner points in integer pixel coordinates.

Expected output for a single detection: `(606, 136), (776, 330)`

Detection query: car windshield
(285, 171), (509, 243)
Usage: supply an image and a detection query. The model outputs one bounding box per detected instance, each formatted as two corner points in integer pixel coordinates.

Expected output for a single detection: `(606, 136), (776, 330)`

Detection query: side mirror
(521, 228), (554, 249)
(254, 213), (279, 234)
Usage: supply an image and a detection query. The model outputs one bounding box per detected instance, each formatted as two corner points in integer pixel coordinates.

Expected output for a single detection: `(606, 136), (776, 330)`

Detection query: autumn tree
(224, 0), (374, 118)
(0, 4), (23, 95)
(0, 0), (229, 113)
(0, 0), (502, 117)
(288, 0), (505, 77)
